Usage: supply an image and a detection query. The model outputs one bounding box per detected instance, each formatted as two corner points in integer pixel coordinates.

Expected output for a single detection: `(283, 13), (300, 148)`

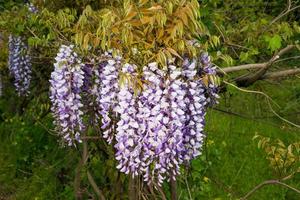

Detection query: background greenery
(0, 0), (300, 199)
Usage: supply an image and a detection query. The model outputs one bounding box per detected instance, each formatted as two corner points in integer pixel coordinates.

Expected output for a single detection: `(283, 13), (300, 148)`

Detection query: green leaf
(268, 34), (282, 52)
(240, 52), (249, 62)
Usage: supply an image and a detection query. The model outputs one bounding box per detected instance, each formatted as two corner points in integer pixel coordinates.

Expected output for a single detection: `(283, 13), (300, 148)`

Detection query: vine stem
(240, 180), (300, 200)
(128, 176), (138, 200)
(170, 178), (178, 200)
(87, 170), (106, 200)
(74, 137), (88, 200)
(74, 132), (88, 200)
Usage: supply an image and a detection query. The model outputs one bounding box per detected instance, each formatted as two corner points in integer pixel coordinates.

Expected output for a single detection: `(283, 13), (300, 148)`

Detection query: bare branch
(240, 179), (300, 200)
(274, 55), (300, 63)
(269, 3), (300, 26)
(234, 45), (296, 86)
(218, 63), (267, 74)
(128, 177), (138, 200)
(170, 179), (178, 200)
(261, 68), (300, 79)
(218, 45), (297, 77)
(74, 132), (88, 200)
(87, 170), (106, 200)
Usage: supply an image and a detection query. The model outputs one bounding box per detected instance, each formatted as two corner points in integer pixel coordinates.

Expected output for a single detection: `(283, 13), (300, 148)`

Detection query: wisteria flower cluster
(49, 45), (85, 146)
(7, 3), (36, 96)
(200, 52), (220, 105)
(113, 58), (217, 184)
(98, 52), (121, 143)
(8, 35), (32, 96)
(49, 45), (219, 184)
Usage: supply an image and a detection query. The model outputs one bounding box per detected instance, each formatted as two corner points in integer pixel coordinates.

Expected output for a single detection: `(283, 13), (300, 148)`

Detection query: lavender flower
(153, 63), (186, 183)
(47, 46), (219, 185)
(200, 52), (220, 106)
(134, 63), (169, 183)
(8, 35), (32, 96)
(7, 2), (37, 96)
(181, 58), (208, 161)
(114, 63), (141, 176)
(115, 62), (188, 185)
(27, 3), (38, 13)
(98, 52), (120, 143)
(49, 45), (85, 146)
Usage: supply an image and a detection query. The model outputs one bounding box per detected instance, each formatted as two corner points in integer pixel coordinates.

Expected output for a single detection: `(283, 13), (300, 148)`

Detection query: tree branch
(87, 170), (106, 200)
(74, 133), (88, 200)
(240, 179), (300, 200)
(218, 63), (267, 74)
(170, 178), (178, 200)
(128, 176), (138, 200)
(217, 45), (296, 86)
(268, 2), (300, 26)
(261, 68), (300, 79)
(218, 45), (296, 77)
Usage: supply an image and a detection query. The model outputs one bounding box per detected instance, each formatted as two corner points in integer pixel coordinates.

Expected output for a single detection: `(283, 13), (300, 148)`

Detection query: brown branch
(170, 179), (178, 200)
(74, 133), (88, 200)
(156, 186), (167, 200)
(218, 45), (297, 76)
(274, 55), (300, 63)
(269, 2), (300, 26)
(240, 179), (300, 200)
(218, 63), (267, 74)
(128, 177), (138, 200)
(261, 68), (300, 79)
(234, 45), (296, 86)
(87, 170), (106, 200)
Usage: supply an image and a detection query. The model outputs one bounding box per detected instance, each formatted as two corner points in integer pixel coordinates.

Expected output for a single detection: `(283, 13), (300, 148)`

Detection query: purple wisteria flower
(47, 46), (219, 185)
(138, 63), (169, 183)
(182, 58), (207, 161)
(114, 63), (141, 175)
(114, 62), (193, 185)
(153, 63), (186, 183)
(200, 52), (220, 106)
(8, 35), (32, 96)
(49, 45), (85, 146)
(27, 3), (38, 14)
(99, 52), (121, 143)
(81, 61), (102, 124)
(7, 2), (37, 96)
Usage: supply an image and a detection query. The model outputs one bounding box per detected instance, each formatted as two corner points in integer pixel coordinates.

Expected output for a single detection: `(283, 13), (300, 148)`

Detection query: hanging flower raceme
(81, 62), (100, 125)
(200, 52), (220, 106)
(49, 45), (85, 146)
(8, 35), (32, 96)
(152, 63), (186, 183)
(137, 63), (170, 184)
(113, 55), (219, 184)
(182, 58), (207, 161)
(98, 52), (121, 144)
(114, 63), (141, 176)
(114, 62), (196, 185)
(7, 3), (36, 96)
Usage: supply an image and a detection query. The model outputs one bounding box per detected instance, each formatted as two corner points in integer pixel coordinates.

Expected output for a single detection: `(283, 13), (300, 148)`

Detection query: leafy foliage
(254, 134), (300, 178)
